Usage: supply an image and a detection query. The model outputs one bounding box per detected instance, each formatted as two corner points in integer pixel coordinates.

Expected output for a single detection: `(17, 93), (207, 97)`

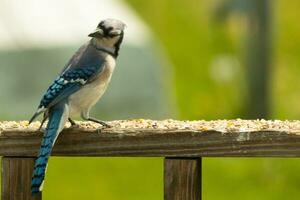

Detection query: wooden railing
(1, 119), (300, 200)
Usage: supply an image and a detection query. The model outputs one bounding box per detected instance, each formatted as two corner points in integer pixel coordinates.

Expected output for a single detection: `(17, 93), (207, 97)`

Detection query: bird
(29, 18), (126, 194)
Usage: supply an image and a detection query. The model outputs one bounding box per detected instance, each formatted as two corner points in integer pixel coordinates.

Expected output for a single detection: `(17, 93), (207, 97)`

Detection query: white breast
(68, 55), (116, 117)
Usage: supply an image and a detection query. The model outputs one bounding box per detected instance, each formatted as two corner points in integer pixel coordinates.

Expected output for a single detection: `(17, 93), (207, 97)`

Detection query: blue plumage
(31, 101), (68, 193)
(29, 18), (126, 195)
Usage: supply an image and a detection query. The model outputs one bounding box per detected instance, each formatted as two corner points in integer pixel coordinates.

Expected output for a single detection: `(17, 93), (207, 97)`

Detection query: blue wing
(39, 67), (97, 109)
(29, 44), (105, 123)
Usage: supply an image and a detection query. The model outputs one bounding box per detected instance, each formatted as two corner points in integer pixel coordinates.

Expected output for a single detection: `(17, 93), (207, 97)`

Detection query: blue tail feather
(31, 102), (69, 194)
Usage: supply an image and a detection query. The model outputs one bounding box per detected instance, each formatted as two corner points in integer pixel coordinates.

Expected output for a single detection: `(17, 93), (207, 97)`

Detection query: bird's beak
(88, 28), (104, 38)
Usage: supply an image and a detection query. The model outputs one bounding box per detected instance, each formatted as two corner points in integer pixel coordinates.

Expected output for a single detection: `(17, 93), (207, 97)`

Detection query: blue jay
(29, 18), (126, 194)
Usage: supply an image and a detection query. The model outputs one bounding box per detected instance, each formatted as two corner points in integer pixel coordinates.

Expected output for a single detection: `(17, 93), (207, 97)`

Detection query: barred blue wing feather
(40, 66), (103, 109)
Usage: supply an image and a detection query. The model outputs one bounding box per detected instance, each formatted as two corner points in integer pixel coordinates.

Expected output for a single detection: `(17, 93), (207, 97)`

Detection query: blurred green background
(1, 0), (300, 199)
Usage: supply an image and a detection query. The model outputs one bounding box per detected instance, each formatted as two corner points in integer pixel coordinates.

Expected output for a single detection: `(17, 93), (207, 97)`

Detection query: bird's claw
(102, 123), (112, 129)
(69, 124), (80, 129)
(96, 123), (112, 134)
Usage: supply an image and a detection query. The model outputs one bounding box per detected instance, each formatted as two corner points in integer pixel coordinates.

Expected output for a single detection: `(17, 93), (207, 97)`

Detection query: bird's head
(89, 19), (126, 53)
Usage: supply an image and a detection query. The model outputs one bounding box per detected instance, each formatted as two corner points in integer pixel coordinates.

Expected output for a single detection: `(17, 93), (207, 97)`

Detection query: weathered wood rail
(1, 119), (300, 200)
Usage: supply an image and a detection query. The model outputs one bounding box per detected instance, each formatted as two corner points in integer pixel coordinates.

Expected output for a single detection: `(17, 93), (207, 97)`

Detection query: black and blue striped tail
(31, 102), (68, 194)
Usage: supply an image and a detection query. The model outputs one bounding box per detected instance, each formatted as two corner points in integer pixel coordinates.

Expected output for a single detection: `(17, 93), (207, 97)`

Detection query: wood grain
(164, 158), (201, 200)
(1, 120), (300, 157)
(2, 157), (42, 200)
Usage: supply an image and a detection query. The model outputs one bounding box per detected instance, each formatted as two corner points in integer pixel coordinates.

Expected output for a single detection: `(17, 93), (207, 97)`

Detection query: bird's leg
(68, 118), (80, 128)
(38, 114), (48, 131)
(68, 118), (77, 126)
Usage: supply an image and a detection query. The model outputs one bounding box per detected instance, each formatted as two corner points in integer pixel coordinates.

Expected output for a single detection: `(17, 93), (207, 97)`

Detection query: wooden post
(2, 157), (41, 200)
(245, 0), (271, 118)
(164, 158), (202, 200)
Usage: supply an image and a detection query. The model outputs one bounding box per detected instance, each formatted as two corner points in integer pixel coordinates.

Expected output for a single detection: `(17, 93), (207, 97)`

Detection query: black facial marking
(97, 23), (120, 38)
(98, 21), (104, 27)
(114, 32), (124, 57)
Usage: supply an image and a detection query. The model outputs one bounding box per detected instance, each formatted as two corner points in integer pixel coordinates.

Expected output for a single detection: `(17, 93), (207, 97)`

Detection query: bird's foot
(87, 117), (112, 128)
(68, 118), (80, 128)
(69, 124), (80, 129)
(100, 122), (112, 129)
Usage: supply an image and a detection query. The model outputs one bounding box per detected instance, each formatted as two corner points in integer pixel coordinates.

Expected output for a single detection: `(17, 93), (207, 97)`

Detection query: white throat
(91, 38), (116, 55)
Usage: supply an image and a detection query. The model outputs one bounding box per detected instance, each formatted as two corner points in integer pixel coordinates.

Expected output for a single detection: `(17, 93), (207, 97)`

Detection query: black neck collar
(91, 39), (116, 58)
(94, 46), (116, 58)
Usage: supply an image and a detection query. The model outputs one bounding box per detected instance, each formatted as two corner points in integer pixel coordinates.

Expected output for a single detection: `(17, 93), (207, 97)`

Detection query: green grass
(44, 158), (163, 200)
(203, 158), (300, 200)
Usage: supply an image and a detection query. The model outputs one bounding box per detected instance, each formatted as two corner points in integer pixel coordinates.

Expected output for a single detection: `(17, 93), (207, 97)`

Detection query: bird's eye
(108, 30), (122, 37)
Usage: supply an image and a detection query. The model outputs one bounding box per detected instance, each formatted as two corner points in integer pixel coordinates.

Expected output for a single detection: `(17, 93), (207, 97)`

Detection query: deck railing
(1, 119), (300, 200)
